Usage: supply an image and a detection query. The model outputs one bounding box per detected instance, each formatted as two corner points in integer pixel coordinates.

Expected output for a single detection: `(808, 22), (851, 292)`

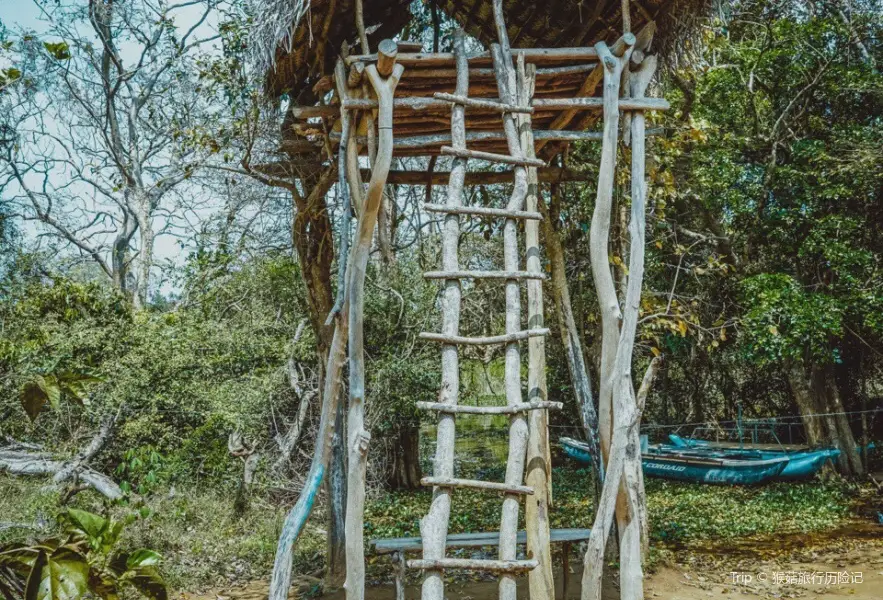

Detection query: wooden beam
(360, 168), (592, 185)
(441, 146), (546, 167)
(345, 47), (600, 68)
(418, 328), (550, 346)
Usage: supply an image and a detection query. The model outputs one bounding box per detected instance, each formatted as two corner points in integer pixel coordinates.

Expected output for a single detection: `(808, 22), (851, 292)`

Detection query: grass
(0, 466), (862, 593)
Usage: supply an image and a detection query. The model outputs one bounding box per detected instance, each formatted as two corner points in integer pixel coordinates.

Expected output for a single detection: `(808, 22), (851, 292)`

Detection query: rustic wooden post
(394, 551), (406, 600)
(345, 47), (403, 600)
(518, 56), (555, 600)
(580, 36), (635, 600)
(617, 54), (658, 596)
(419, 29), (467, 600)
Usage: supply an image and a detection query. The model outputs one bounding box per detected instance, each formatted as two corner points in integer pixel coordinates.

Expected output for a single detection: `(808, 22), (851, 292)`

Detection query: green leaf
(26, 547), (89, 600)
(127, 566), (167, 600)
(42, 42), (71, 60)
(65, 509), (107, 542)
(36, 376), (62, 410)
(20, 381), (48, 422)
(126, 549), (161, 569)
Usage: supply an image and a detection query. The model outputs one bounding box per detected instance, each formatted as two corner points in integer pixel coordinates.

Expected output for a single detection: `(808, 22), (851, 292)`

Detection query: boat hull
(667, 434), (843, 480)
(559, 437), (789, 485)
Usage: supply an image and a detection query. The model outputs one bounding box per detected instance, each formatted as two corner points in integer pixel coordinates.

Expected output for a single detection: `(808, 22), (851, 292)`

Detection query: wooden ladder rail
(418, 28), (468, 600)
(516, 56), (556, 600)
(489, 39), (534, 600)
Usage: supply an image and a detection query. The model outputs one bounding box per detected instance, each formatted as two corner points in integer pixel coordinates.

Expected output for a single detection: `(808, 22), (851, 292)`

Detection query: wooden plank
(332, 130), (603, 150)
(345, 47), (600, 68)
(433, 93), (534, 114)
(421, 477), (534, 495)
(416, 400), (562, 414)
(441, 146), (546, 167)
(423, 270), (546, 280)
(423, 203), (542, 220)
(359, 168), (591, 185)
(371, 529), (592, 554)
(419, 328), (549, 345)
(408, 558), (538, 573)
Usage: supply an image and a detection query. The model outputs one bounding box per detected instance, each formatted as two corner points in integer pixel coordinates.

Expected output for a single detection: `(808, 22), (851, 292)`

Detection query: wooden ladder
(411, 27), (561, 600)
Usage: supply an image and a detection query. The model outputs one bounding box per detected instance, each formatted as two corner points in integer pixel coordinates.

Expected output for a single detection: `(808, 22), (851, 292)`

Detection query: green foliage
(0, 509), (167, 600)
(739, 274), (843, 365)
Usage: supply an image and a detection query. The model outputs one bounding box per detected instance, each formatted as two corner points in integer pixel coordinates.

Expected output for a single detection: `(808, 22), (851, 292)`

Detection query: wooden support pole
(346, 59), (404, 600)
(377, 39), (399, 77)
(519, 57), (555, 600)
(580, 38), (635, 600)
(419, 29), (468, 600)
(348, 62), (365, 88)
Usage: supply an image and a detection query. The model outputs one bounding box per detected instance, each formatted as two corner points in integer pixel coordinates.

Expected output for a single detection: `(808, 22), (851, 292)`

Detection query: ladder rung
(424, 270), (545, 281)
(433, 92), (534, 114)
(440, 146), (546, 168)
(408, 558), (538, 573)
(422, 477), (533, 495)
(417, 401), (563, 414)
(419, 328), (550, 346)
(423, 203), (542, 220)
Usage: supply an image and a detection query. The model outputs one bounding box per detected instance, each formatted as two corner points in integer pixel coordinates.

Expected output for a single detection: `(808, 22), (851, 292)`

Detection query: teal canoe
(559, 437), (789, 485)
(667, 434), (846, 480)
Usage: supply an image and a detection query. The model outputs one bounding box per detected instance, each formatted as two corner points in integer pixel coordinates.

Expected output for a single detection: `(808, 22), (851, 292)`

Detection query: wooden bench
(370, 527), (591, 600)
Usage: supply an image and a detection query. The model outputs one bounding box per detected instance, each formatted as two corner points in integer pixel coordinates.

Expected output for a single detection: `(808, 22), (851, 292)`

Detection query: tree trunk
(541, 184), (602, 483)
(386, 424), (422, 489)
(785, 360), (863, 475)
(288, 167), (348, 586)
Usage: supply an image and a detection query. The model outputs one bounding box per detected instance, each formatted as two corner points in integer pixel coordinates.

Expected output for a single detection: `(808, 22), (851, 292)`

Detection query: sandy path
(182, 524), (883, 600)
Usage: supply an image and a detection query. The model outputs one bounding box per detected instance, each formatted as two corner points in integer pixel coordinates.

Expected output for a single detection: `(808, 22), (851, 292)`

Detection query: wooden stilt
(519, 56), (555, 600)
(345, 49), (404, 600)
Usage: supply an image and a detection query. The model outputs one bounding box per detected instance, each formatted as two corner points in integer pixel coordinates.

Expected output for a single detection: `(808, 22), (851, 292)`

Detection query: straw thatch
(251, 0), (710, 99)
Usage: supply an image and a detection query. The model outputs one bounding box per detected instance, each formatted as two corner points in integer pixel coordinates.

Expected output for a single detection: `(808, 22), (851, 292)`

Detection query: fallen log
(0, 449), (123, 500)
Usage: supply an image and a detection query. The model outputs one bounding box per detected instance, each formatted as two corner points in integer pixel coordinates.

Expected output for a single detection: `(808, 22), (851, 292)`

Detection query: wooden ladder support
(410, 558), (539, 573)
(440, 145), (546, 167)
(423, 270), (546, 280)
(433, 92), (534, 113)
(418, 329), (549, 345)
(423, 203), (542, 220)
(416, 400), (563, 414)
(421, 477), (535, 495)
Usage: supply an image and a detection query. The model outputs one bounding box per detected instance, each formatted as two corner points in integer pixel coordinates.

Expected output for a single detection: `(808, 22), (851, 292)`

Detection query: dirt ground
(183, 523), (883, 600)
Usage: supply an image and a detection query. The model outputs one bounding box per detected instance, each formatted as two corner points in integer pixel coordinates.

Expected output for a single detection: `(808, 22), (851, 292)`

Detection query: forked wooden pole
(419, 29), (468, 600)
(345, 51), (403, 600)
(580, 38), (636, 600)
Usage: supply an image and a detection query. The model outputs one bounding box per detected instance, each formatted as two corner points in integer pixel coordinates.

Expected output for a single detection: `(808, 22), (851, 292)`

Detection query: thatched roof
(251, 0), (708, 99)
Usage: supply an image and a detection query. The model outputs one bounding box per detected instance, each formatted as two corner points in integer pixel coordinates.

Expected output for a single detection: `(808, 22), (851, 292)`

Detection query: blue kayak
(559, 437), (789, 485)
(666, 434), (841, 480)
